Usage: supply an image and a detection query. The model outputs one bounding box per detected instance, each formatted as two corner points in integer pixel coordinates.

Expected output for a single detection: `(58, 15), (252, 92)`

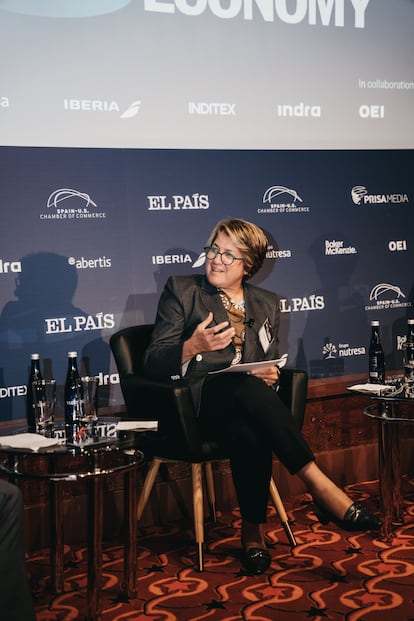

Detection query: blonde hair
(207, 218), (268, 280)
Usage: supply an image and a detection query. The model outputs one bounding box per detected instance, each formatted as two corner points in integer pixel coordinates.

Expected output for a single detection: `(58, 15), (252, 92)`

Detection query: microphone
(244, 319), (255, 328)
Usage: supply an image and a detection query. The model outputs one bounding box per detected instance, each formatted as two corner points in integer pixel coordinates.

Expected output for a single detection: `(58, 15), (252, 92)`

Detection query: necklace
(219, 290), (246, 364)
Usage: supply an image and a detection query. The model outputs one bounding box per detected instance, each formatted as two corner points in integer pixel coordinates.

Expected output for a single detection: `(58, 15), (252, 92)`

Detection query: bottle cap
(68, 351), (78, 357)
(371, 320), (380, 326)
(31, 353), (40, 360)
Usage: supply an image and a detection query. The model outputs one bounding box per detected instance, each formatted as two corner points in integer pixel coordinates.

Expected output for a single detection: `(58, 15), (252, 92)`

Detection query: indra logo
(0, 258), (21, 274)
(64, 99), (141, 119)
(258, 186), (310, 214)
(366, 283), (411, 312)
(351, 185), (409, 205)
(40, 188), (106, 220)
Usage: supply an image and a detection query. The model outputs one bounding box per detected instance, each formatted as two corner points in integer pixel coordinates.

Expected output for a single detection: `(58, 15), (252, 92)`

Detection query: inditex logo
(147, 194), (209, 210)
(351, 185), (409, 205)
(40, 188), (107, 220)
(189, 102), (235, 116)
(365, 283), (410, 312)
(63, 99), (141, 119)
(258, 186), (310, 214)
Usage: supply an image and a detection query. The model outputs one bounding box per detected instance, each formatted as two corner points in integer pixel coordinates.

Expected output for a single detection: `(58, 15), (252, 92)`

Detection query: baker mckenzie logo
(365, 283), (411, 311)
(258, 185), (310, 214)
(63, 99), (141, 119)
(40, 189), (107, 220)
(325, 240), (357, 255)
(351, 185), (409, 205)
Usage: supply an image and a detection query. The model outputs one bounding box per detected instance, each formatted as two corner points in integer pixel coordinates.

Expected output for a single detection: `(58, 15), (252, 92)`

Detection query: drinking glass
(80, 376), (99, 422)
(32, 379), (56, 436)
(71, 376), (99, 443)
(402, 344), (414, 398)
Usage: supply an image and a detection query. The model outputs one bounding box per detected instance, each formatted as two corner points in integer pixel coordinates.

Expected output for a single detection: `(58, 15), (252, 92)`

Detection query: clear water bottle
(403, 319), (414, 396)
(368, 320), (385, 383)
(64, 351), (84, 442)
(26, 353), (43, 432)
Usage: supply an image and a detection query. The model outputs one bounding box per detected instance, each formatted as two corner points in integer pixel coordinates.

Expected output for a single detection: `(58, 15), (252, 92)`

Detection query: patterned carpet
(30, 479), (414, 621)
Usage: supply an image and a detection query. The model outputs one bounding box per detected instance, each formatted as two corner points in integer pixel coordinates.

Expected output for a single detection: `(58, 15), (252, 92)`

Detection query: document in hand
(208, 353), (288, 375)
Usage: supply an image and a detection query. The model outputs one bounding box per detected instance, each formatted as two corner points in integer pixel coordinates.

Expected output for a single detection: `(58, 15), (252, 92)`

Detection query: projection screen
(0, 0), (413, 150)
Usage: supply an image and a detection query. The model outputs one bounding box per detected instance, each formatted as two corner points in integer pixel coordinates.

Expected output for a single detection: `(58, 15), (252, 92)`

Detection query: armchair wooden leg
(137, 458), (162, 521)
(204, 462), (217, 522)
(192, 463), (204, 571)
(269, 477), (297, 547)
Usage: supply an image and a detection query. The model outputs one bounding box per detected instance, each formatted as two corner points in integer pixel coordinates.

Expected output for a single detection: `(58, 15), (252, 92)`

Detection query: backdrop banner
(1, 146), (413, 421)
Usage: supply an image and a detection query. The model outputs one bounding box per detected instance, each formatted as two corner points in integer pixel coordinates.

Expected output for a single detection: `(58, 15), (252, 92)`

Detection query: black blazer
(144, 275), (281, 409)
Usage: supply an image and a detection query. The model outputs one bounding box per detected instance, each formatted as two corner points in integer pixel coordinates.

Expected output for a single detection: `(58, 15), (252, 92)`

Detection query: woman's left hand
(249, 365), (280, 387)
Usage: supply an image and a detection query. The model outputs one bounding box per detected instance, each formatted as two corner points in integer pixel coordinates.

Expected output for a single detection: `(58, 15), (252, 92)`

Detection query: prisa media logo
(351, 185), (409, 205)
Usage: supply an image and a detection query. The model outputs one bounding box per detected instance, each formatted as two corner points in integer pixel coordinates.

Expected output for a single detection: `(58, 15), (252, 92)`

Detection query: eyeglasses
(204, 246), (244, 266)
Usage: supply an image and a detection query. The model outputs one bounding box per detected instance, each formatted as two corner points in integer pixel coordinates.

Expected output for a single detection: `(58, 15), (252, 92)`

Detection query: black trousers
(199, 373), (314, 523)
(0, 480), (36, 621)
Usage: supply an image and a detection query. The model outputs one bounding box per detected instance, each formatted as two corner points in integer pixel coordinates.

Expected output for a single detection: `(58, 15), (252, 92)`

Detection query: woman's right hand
(182, 312), (235, 362)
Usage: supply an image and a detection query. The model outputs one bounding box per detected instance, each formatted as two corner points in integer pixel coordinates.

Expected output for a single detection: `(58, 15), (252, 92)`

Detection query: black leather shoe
(314, 502), (382, 532)
(242, 546), (271, 574)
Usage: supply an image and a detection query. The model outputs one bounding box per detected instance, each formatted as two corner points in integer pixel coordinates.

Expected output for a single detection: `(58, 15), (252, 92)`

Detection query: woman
(144, 218), (381, 574)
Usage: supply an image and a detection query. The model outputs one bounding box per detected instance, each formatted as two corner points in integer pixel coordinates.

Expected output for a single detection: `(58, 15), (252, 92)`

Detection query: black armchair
(110, 324), (308, 571)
